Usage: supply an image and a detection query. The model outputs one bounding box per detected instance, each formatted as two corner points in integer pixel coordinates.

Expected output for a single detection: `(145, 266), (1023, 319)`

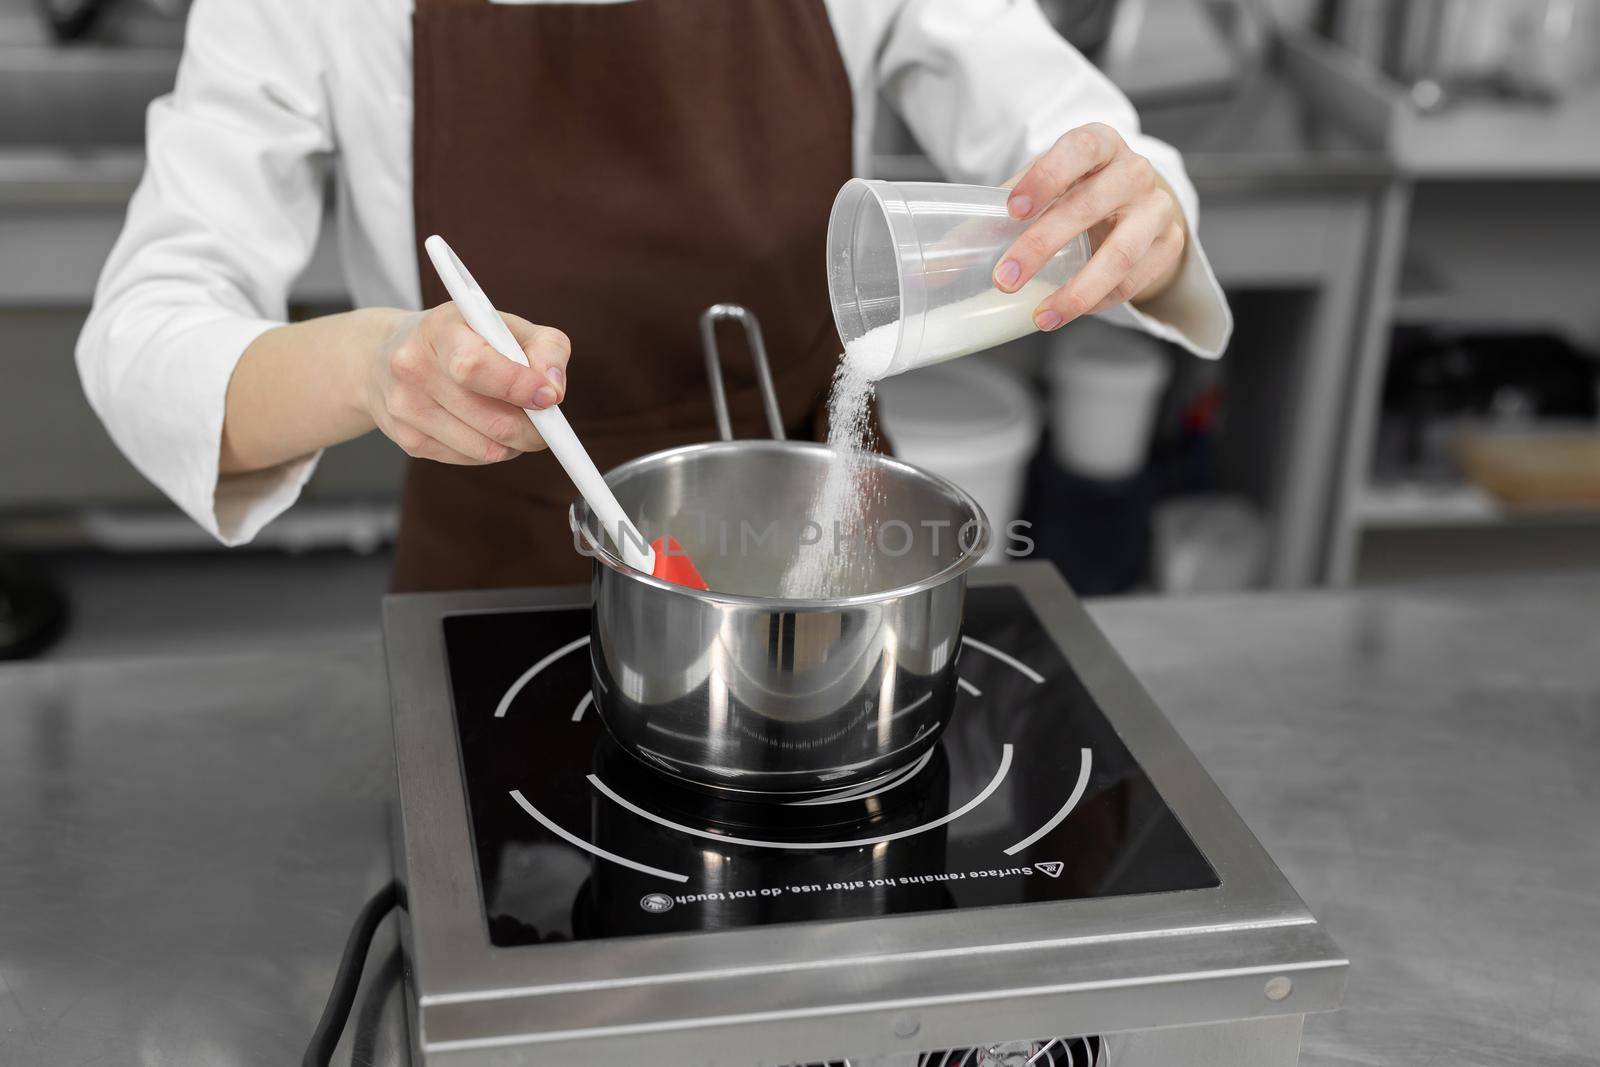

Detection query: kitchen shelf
(1355, 481), (1499, 527)
(1282, 29), (1600, 179)
(1389, 184), (1600, 345)
(1389, 294), (1594, 333)
(1389, 91), (1600, 179)
(1355, 481), (1600, 529)
(1278, 21), (1600, 584)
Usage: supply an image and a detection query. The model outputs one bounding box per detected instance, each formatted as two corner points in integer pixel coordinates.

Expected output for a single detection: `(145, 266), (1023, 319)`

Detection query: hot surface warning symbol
(1033, 861), (1064, 878)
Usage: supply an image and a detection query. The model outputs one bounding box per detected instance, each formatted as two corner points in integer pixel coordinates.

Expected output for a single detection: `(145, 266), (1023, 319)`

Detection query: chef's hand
(992, 123), (1185, 331)
(365, 302), (570, 464)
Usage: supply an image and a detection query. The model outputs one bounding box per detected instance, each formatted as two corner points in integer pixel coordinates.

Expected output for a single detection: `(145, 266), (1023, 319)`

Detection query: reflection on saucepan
(592, 596), (961, 798)
(582, 440), (987, 797)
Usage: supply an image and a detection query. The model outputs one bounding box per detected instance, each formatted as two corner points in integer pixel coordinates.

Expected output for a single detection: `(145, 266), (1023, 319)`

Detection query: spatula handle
(423, 235), (655, 574)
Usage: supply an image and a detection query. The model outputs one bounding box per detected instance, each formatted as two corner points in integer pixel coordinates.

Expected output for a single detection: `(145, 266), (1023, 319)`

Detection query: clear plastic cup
(827, 179), (1092, 380)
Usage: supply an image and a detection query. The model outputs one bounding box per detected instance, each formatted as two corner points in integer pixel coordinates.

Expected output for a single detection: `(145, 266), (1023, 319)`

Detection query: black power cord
(304, 880), (401, 1067)
(350, 943), (406, 1067)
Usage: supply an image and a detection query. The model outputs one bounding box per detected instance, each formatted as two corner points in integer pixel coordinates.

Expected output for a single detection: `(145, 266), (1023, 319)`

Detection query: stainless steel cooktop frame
(383, 562), (1346, 1065)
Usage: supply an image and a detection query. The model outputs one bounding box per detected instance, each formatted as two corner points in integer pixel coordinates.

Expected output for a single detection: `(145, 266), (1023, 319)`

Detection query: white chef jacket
(76, 0), (1233, 546)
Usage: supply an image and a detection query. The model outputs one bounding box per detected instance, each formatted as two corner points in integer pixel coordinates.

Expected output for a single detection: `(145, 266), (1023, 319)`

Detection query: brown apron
(394, 0), (856, 592)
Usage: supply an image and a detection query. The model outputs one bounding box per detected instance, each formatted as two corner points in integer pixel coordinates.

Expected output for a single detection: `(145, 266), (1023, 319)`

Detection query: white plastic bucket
(1046, 320), (1171, 480)
(876, 360), (1041, 564)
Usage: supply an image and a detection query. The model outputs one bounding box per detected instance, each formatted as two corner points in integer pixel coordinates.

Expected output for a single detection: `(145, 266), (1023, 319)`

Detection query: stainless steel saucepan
(570, 304), (990, 799)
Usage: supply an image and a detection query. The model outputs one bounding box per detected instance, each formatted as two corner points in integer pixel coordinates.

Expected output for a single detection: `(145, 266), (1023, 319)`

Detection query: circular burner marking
(1003, 747), (1093, 856)
(509, 789), (688, 883)
(586, 744), (1013, 852)
(961, 636), (1045, 684)
(494, 635), (589, 718)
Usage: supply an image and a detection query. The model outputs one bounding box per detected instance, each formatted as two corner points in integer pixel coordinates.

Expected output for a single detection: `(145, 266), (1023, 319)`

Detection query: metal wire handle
(699, 303), (787, 443)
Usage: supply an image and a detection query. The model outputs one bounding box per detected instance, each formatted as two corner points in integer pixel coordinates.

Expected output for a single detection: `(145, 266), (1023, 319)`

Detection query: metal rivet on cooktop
(1264, 976), (1293, 1001)
(892, 1014), (921, 1039)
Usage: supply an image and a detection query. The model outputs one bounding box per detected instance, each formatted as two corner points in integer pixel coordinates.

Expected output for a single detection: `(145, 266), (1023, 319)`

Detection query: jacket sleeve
(76, 0), (335, 544)
(875, 0), (1232, 358)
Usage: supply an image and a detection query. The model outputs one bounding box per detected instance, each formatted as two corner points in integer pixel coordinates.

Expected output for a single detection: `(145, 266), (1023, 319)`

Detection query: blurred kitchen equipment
(1037, 0), (1268, 84)
(1322, 0), (1600, 108)
(1457, 429), (1600, 505)
(877, 360), (1042, 564)
(1046, 318), (1173, 480)
(827, 180), (1090, 380)
(382, 564), (1346, 1062)
(569, 305), (990, 799)
(1379, 328), (1599, 479)
(425, 235), (707, 586)
(1024, 459), (1157, 594)
(1035, 0), (1123, 58)
(39, 0), (116, 41)
(34, 0), (187, 42)
(0, 557), (67, 659)
(1097, 0), (1252, 103)
(1152, 494), (1266, 592)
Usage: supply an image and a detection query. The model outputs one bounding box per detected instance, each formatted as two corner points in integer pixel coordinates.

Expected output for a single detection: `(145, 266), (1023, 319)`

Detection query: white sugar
(778, 331), (892, 599)
(910, 275), (1057, 367)
(839, 320), (897, 379)
(781, 280), (1056, 598)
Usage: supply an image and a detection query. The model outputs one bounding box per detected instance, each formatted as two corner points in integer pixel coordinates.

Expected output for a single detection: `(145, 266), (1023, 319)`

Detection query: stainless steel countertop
(1, 573), (1596, 1065)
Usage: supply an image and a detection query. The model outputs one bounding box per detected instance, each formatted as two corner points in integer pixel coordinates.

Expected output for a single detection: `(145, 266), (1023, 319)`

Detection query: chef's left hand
(993, 123), (1185, 331)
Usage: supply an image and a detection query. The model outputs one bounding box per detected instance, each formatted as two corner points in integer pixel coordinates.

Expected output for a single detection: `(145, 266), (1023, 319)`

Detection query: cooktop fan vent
(786, 1034), (1105, 1067)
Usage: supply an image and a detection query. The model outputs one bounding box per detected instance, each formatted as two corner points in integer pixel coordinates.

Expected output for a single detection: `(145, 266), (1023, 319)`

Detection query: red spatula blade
(650, 535), (709, 590)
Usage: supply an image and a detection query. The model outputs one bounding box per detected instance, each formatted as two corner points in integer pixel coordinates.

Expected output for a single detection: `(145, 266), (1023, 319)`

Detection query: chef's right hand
(364, 302), (570, 464)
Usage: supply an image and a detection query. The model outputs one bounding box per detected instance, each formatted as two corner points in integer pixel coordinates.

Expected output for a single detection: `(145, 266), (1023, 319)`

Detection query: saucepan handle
(698, 303), (787, 443)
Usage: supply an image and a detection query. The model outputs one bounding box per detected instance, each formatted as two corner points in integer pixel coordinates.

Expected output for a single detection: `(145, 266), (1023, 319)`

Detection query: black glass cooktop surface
(443, 586), (1217, 946)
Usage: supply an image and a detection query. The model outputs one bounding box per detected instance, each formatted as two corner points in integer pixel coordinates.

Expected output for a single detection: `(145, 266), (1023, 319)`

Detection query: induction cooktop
(384, 563), (1345, 1065)
(444, 585), (1218, 947)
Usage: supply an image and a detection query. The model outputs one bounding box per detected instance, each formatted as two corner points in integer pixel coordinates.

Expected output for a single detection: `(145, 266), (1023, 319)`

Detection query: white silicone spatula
(424, 235), (706, 588)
